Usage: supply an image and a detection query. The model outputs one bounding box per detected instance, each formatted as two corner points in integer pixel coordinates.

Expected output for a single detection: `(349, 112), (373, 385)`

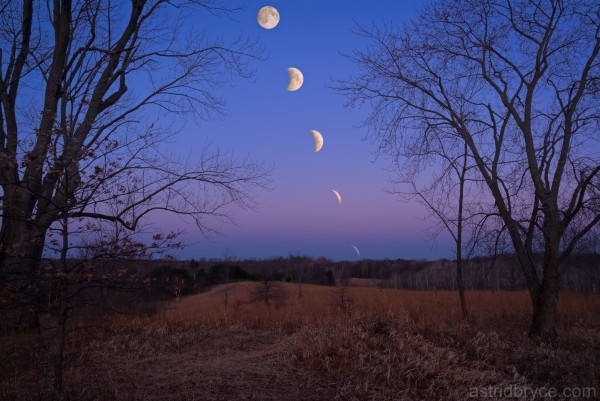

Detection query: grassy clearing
(1, 282), (599, 400)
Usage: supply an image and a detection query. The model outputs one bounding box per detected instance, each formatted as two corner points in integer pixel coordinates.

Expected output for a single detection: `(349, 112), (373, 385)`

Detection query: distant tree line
(178, 254), (600, 294)
(13, 252), (596, 337)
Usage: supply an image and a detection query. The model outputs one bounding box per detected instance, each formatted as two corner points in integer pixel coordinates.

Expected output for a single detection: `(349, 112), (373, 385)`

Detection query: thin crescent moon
(287, 67), (304, 91)
(351, 245), (361, 257)
(310, 130), (323, 152)
(331, 189), (342, 205)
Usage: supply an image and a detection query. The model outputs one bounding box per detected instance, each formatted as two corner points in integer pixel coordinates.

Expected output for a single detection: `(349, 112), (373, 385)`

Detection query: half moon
(331, 189), (342, 205)
(287, 68), (304, 91)
(351, 245), (361, 258)
(257, 6), (280, 29)
(310, 130), (323, 152)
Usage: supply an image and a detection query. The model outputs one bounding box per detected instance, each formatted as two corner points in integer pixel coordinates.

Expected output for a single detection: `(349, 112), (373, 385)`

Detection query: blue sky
(156, 0), (453, 261)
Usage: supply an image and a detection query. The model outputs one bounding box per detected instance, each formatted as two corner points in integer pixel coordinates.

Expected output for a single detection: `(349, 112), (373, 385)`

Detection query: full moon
(257, 6), (280, 29)
(287, 67), (304, 91)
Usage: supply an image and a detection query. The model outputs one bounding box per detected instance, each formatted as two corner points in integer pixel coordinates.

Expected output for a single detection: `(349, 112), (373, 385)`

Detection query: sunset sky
(158, 0), (447, 261)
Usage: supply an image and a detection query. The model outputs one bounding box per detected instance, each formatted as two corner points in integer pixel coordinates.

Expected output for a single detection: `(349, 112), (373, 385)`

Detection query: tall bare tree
(336, 0), (600, 338)
(394, 142), (476, 319)
(0, 0), (268, 312)
(45, 211), (182, 392)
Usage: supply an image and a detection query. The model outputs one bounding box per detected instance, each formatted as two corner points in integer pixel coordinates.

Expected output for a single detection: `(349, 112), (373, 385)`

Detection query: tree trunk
(0, 229), (45, 270)
(53, 278), (68, 393)
(0, 218), (46, 330)
(529, 255), (560, 338)
(54, 212), (71, 393)
(456, 257), (469, 320)
(456, 145), (469, 320)
(0, 197), (47, 271)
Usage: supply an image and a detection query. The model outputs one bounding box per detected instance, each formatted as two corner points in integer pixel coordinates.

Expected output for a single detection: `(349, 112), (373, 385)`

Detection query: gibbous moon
(331, 189), (342, 205)
(351, 245), (361, 257)
(257, 6), (280, 29)
(287, 67), (304, 91)
(310, 130), (323, 152)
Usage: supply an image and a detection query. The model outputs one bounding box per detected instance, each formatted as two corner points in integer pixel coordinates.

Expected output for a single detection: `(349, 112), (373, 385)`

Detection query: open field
(2, 282), (599, 401)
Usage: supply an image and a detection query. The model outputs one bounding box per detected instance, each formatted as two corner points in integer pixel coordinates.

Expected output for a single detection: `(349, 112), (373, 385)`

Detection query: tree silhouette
(392, 142), (475, 319)
(0, 0), (269, 325)
(336, 0), (600, 338)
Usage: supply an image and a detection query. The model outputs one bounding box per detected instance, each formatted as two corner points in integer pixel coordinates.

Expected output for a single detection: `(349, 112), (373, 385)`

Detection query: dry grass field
(1, 282), (599, 401)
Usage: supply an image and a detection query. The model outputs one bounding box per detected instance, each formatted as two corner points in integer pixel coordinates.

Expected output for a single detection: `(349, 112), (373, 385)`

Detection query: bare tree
(336, 0), (600, 338)
(249, 270), (286, 306)
(0, 0), (269, 317)
(331, 262), (347, 287)
(393, 142), (475, 319)
(221, 248), (235, 308)
(43, 199), (183, 392)
(290, 254), (307, 299)
(42, 146), (188, 392)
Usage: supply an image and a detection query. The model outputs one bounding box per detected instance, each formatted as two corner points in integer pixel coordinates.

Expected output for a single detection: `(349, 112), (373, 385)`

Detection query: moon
(287, 68), (304, 91)
(257, 6), (280, 29)
(310, 130), (323, 152)
(351, 245), (361, 258)
(331, 189), (342, 205)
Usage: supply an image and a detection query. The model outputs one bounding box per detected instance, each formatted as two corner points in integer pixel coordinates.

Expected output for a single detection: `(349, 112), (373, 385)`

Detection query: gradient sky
(157, 0), (453, 261)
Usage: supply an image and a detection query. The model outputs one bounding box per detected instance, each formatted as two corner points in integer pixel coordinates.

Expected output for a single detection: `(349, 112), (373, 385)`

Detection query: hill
(3, 282), (598, 400)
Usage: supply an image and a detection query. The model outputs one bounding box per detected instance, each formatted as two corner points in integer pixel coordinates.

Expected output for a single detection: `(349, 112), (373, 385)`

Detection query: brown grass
(1, 282), (599, 401)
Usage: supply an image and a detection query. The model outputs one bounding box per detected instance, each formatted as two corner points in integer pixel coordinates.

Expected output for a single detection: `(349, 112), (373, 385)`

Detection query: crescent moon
(310, 130), (323, 152)
(351, 245), (361, 258)
(257, 6), (280, 29)
(331, 189), (342, 205)
(287, 68), (304, 91)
